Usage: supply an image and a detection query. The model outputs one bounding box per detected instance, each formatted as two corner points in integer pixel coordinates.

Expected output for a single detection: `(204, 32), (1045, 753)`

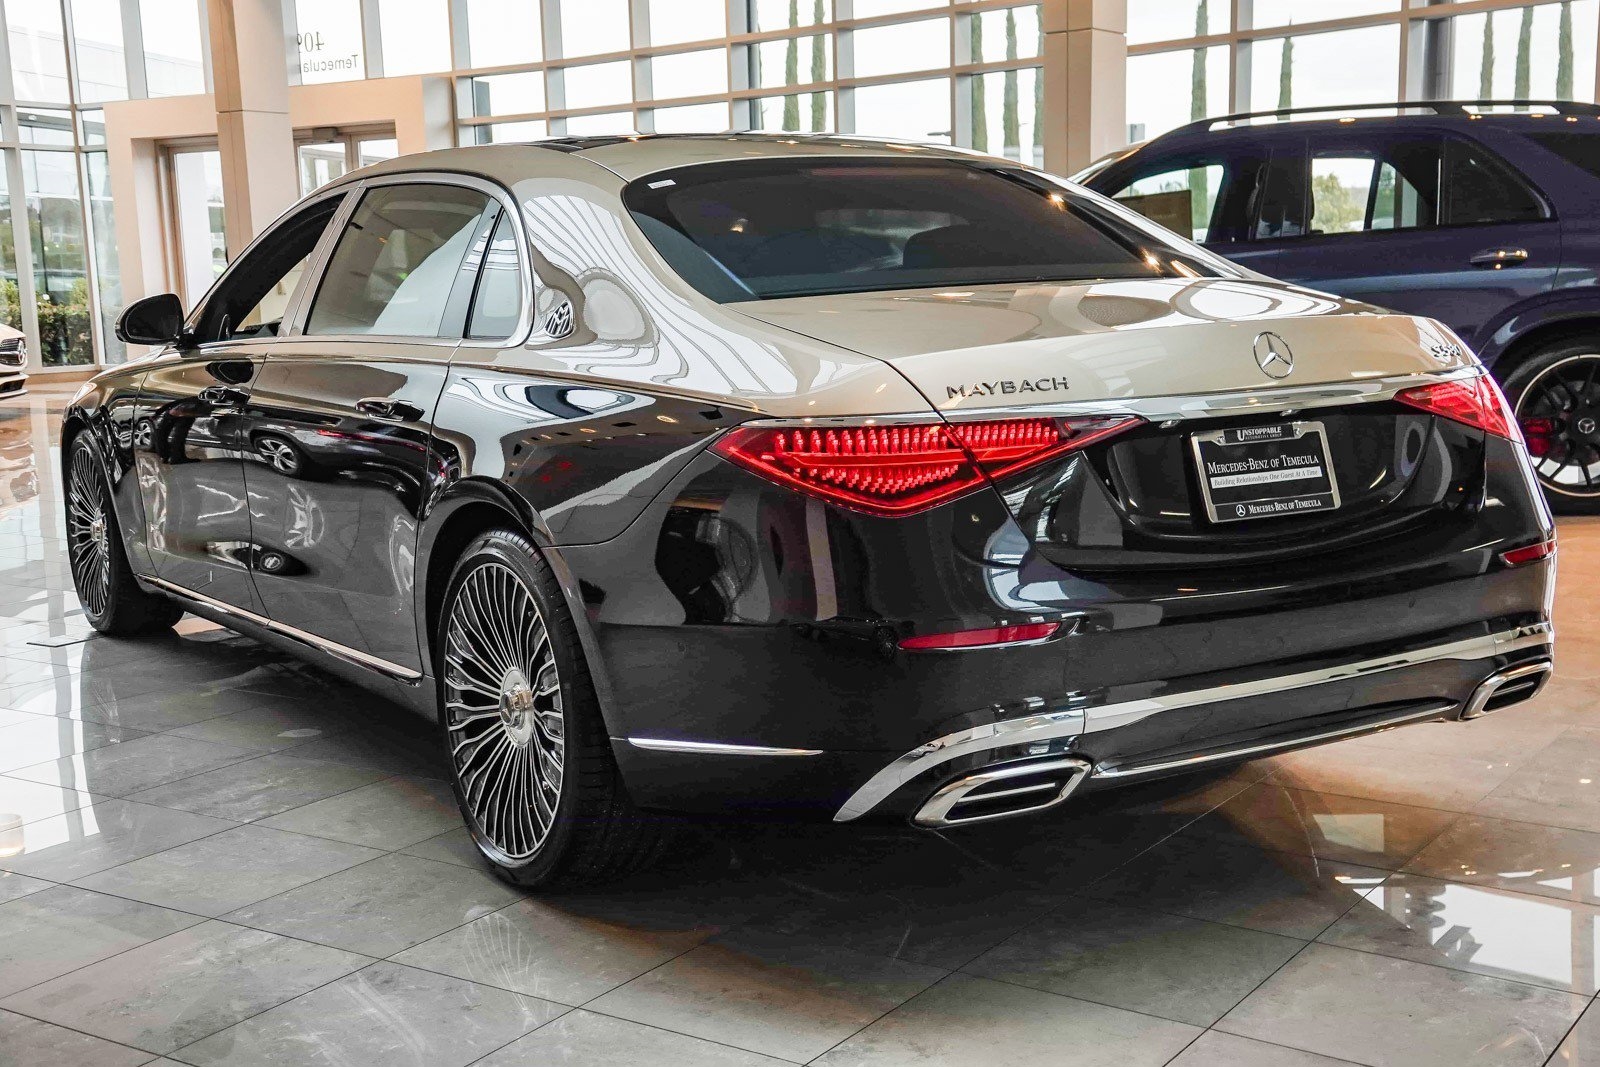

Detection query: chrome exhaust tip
(1460, 659), (1553, 720)
(913, 756), (1092, 828)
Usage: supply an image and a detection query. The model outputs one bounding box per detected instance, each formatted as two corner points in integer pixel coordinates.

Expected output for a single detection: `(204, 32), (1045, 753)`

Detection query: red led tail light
(1396, 375), (1520, 442)
(711, 415), (1142, 517)
(899, 622), (1060, 650)
(1499, 537), (1555, 567)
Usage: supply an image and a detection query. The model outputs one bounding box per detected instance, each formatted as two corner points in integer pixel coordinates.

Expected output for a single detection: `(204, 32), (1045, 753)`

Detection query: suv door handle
(1470, 247), (1530, 268)
(197, 385), (248, 408)
(355, 397), (425, 421)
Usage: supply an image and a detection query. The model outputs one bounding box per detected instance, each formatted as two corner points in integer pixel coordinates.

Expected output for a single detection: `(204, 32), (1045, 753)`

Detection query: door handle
(1470, 247), (1530, 269)
(197, 385), (248, 408)
(355, 397), (425, 421)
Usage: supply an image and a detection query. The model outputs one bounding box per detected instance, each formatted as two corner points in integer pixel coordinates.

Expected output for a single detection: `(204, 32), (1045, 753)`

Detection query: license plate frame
(1190, 420), (1342, 524)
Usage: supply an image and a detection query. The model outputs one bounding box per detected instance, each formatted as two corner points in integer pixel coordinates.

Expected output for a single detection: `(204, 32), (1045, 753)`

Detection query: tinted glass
(1526, 131), (1600, 179)
(307, 184), (491, 336)
(193, 196), (342, 344)
(1113, 165), (1223, 242)
(467, 211), (523, 339)
(1309, 138), (1439, 234)
(625, 159), (1219, 302)
(1442, 138), (1545, 226)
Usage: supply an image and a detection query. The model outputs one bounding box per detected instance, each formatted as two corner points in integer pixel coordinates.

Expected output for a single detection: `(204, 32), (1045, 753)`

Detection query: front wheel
(66, 435), (183, 636)
(1503, 340), (1600, 514)
(437, 528), (668, 887)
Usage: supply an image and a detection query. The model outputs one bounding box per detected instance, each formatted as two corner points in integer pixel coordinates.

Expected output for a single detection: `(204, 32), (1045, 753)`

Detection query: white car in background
(0, 323), (27, 398)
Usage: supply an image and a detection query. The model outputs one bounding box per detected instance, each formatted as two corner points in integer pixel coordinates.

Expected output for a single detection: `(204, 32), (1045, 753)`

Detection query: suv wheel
(437, 528), (669, 887)
(1503, 339), (1600, 513)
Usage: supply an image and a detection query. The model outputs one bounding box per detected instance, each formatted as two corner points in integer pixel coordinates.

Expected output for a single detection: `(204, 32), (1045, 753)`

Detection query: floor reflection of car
(0, 324), (28, 399)
(1079, 99), (1600, 513)
(65, 135), (1555, 890)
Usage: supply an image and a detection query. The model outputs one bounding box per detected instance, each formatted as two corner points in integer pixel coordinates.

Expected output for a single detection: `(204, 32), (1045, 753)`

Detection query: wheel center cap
(498, 667), (535, 747)
(1579, 414), (1600, 438)
(87, 514), (107, 551)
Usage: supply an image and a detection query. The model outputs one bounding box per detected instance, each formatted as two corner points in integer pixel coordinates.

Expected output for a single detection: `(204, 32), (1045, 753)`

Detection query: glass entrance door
(165, 147), (227, 309)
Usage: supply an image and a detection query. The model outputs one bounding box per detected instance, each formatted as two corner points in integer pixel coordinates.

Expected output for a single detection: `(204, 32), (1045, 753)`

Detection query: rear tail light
(1395, 375), (1520, 442)
(899, 622), (1060, 650)
(1499, 537), (1555, 567)
(712, 415), (1142, 517)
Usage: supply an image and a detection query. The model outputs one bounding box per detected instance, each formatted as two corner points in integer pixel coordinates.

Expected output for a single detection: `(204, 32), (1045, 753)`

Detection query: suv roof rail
(1168, 99), (1600, 136)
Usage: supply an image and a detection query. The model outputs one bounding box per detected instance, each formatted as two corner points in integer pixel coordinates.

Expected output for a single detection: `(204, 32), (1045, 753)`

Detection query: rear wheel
(437, 528), (668, 887)
(1502, 340), (1600, 514)
(66, 435), (183, 636)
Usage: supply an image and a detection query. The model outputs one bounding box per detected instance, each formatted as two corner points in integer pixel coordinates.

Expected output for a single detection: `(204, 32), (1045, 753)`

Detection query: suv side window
(191, 196), (343, 345)
(1106, 147), (1266, 245)
(1309, 137), (1441, 235)
(1442, 137), (1545, 225)
(306, 183), (494, 337)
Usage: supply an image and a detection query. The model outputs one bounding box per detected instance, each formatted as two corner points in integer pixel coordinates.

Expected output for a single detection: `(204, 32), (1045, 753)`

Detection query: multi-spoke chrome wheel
(1514, 352), (1600, 500)
(67, 443), (113, 619)
(255, 436), (301, 476)
(443, 560), (565, 864)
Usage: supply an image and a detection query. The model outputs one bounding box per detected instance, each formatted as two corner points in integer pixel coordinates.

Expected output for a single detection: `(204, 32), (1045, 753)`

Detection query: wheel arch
(1484, 312), (1600, 380)
(416, 479), (621, 730)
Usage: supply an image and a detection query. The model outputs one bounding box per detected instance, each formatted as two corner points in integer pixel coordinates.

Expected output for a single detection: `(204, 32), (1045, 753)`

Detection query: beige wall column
(208, 0), (299, 253)
(1041, 0), (1127, 177)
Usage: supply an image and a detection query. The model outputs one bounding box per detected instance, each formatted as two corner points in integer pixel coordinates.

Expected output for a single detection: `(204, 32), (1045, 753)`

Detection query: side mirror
(116, 293), (187, 347)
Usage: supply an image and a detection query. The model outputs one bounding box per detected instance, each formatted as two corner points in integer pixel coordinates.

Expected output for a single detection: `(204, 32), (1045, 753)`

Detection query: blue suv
(1079, 100), (1600, 512)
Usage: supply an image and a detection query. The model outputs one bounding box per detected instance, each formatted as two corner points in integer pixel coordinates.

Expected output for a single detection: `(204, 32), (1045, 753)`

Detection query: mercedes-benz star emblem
(1580, 416), (1598, 436)
(1253, 332), (1295, 380)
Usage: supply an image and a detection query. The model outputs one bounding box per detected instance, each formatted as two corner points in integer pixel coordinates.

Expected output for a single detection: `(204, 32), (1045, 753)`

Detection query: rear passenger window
(1309, 139), (1439, 234)
(307, 184), (492, 337)
(1112, 165), (1223, 242)
(1442, 138), (1545, 226)
(467, 212), (524, 340)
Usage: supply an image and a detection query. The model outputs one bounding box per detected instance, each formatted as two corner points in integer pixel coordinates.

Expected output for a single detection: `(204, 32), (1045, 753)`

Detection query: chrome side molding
(140, 574), (424, 682)
(625, 737), (823, 756)
(834, 622), (1553, 822)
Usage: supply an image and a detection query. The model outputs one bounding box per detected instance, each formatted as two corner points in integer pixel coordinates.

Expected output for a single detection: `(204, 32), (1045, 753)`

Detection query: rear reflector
(712, 416), (1142, 517)
(899, 622), (1060, 650)
(1395, 375), (1520, 442)
(1499, 538), (1555, 567)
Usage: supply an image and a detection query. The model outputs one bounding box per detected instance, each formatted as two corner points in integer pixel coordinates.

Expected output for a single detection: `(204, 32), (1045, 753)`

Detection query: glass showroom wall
(0, 0), (206, 370)
(1128, 0), (1600, 146)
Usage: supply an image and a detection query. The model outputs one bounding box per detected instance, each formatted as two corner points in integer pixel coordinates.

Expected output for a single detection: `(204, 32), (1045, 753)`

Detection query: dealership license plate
(1190, 421), (1342, 523)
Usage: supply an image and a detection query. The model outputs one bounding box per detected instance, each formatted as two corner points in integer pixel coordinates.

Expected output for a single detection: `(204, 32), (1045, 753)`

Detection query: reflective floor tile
(1178, 781), (1460, 870)
(0, 885), (201, 998)
(0, 1007), (154, 1067)
(278, 728), (443, 777)
(167, 702), (356, 753)
(224, 853), (523, 957)
(964, 896), (1304, 1027)
(1402, 815), (1600, 905)
(812, 973), (1199, 1067)
(587, 928), (945, 1063)
(1265, 742), (1518, 813)
(74, 824), (383, 917)
(1550, 1000), (1600, 1065)
(399, 827), (481, 868)
(0, 774), (99, 824)
(7, 733), (254, 797)
(174, 961), (563, 1067)
(123, 753), (388, 822)
(0, 705), (46, 727)
(0, 919), (370, 1055)
(1083, 836), (1385, 940)
(394, 893), (728, 1005)
(475, 1010), (790, 1067)
(0, 717), (150, 773)
(1318, 872), (1600, 993)
(1474, 726), (1600, 833)
(0, 799), (235, 882)
(1166, 1030), (1362, 1066)
(9, 682), (281, 731)
(1218, 942), (1588, 1067)
(0, 870), (52, 903)
(258, 775), (462, 850)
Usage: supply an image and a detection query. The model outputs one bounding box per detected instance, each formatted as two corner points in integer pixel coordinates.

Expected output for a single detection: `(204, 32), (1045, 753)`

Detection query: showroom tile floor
(2, 383), (1600, 1067)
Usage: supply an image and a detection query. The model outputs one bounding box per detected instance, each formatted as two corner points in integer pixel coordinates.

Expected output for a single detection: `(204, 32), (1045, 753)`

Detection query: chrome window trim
(745, 367), (1482, 430)
(140, 575), (423, 682)
(625, 737), (823, 756)
(832, 621), (1553, 822)
(290, 171), (535, 350)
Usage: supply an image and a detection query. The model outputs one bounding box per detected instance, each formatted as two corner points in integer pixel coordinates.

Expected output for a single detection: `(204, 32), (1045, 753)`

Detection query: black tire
(65, 435), (184, 637)
(436, 527), (669, 888)
(1501, 338), (1600, 514)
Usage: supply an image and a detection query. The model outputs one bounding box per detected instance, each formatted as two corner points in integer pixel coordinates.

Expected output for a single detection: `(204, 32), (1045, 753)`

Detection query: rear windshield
(623, 157), (1223, 302)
